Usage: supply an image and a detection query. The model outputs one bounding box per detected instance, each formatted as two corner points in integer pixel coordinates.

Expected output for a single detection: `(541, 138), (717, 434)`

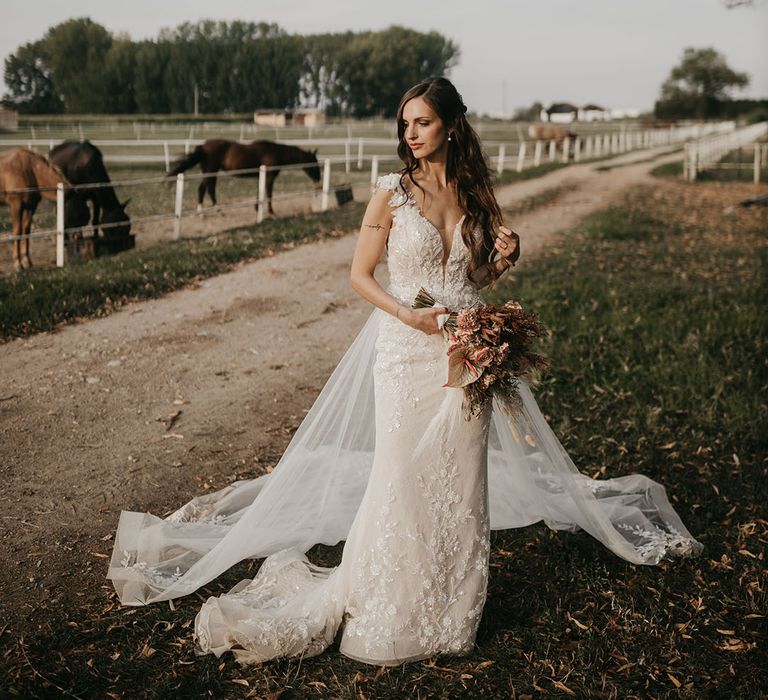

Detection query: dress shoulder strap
(374, 172), (410, 207)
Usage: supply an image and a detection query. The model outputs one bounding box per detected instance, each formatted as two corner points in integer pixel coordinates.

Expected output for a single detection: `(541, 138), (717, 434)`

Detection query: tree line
(2, 18), (459, 117)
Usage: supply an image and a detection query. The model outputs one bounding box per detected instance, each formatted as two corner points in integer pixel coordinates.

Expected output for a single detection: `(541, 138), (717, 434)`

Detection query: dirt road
(0, 144), (681, 639)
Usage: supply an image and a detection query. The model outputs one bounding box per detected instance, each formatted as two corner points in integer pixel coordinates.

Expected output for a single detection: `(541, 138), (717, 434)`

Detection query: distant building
(537, 102), (643, 124)
(578, 104), (611, 122)
(253, 108), (326, 128)
(540, 103), (578, 123)
(0, 108), (18, 131)
(610, 107), (641, 119)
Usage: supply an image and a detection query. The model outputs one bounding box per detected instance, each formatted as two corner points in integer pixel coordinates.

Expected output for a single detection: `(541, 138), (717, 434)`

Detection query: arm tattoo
(365, 223), (385, 231)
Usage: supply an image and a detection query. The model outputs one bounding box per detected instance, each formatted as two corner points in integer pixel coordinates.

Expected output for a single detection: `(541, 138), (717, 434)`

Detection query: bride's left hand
(494, 226), (520, 265)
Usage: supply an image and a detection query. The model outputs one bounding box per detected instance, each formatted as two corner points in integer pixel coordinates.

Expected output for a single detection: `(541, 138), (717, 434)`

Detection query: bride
(108, 77), (703, 666)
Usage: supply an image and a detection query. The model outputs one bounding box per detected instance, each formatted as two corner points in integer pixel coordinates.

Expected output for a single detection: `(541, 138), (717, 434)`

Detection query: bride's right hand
(403, 307), (449, 335)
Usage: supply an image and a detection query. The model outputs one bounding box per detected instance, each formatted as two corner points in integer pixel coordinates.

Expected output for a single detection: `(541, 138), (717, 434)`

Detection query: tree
(133, 41), (172, 113)
(512, 101), (544, 122)
(330, 26), (459, 117)
(42, 18), (114, 113)
(102, 37), (138, 114)
(2, 40), (63, 113)
(655, 47), (749, 119)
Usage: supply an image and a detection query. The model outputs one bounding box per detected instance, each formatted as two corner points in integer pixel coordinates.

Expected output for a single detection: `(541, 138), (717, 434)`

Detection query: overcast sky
(2, 0), (766, 115)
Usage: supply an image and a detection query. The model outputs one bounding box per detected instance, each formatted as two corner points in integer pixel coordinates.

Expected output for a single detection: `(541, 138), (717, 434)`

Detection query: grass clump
(650, 160), (684, 178)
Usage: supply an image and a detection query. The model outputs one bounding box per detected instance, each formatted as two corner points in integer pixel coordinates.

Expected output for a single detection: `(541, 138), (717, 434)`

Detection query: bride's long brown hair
(395, 77), (503, 280)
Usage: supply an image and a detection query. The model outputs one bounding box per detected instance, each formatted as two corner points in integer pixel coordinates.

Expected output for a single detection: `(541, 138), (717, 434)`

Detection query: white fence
(0, 122), (734, 173)
(0, 155), (403, 267)
(683, 122), (768, 182)
(0, 136), (397, 171)
(489, 122), (734, 174)
(1, 122), (739, 268)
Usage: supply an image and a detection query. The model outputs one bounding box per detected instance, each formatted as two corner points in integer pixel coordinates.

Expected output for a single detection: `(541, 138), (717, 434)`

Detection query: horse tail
(168, 146), (206, 177)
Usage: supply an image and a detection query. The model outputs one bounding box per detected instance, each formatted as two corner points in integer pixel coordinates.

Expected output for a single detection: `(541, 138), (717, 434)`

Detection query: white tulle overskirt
(108, 307), (703, 665)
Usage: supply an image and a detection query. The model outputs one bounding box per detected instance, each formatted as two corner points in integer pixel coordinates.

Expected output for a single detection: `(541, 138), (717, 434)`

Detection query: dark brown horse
(49, 140), (133, 250)
(0, 148), (89, 271)
(167, 139), (322, 216)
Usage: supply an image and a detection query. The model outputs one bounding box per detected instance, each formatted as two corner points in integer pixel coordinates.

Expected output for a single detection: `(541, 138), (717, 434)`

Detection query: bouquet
(412, 287), (549, 421)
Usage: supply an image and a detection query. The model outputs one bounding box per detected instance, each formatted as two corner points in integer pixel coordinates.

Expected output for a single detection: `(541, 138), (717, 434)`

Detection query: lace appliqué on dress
(342, 417), (490, 660)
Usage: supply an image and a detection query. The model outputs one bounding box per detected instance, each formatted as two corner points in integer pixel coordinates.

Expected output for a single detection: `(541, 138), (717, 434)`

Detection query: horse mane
(26, 148), (69, 182)
(43, 154), (68, 181)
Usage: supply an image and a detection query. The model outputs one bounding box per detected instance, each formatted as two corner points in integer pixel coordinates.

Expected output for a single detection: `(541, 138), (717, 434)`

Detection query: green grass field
(4, 177), (765, 698)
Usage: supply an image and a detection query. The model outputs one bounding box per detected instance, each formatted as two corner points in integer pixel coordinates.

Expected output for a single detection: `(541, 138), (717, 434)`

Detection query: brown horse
(527, 123), (579, 143)
(49, 140), (132, 249)
(0, 148), (89, 271)
(167, 139), (322, 216)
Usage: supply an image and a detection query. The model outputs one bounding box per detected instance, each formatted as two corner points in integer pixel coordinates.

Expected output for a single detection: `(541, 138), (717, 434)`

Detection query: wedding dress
(108, 173), (703, 666)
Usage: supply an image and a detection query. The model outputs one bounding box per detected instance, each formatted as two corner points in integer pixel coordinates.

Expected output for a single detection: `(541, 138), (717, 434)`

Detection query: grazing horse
(527, 124), (579, 143)
(527, 124), (579, 160)
(168, 139), (322, 217)
(49, 140), (132, 249)
(0, 148), (89, 271)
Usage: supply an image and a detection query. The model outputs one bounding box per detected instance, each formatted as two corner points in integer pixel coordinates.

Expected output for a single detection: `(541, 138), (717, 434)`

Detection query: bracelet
(395, 305), (402, 320)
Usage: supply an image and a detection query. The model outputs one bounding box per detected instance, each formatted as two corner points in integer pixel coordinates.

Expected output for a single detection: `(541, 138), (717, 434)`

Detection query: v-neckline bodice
(401, 186), (466, 268)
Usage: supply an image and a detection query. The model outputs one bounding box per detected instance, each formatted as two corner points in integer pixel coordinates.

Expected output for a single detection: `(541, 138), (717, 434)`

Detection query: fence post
(56, 183), (65, 268)
(516, 142), (526, 172)
(561, 137), (570, 163)
(548, 140), (556, 161)
(321, 158), (331, 212)
(257, 165), (266, 224)
(174, 173), (185, 239)
(533, 141), (542, 166)
(163, 142), (170, 172)
(370, 155), (379, 193)
(574, 137), (581, 162)
(344, 141), (351, 174)
(357, 137), (364, 169)
(497, 144), (506, 174)
(755, 143), (761, 185)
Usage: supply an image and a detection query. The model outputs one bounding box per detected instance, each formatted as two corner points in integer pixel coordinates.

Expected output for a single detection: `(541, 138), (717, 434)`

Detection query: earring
(448, 134), (452, 142)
